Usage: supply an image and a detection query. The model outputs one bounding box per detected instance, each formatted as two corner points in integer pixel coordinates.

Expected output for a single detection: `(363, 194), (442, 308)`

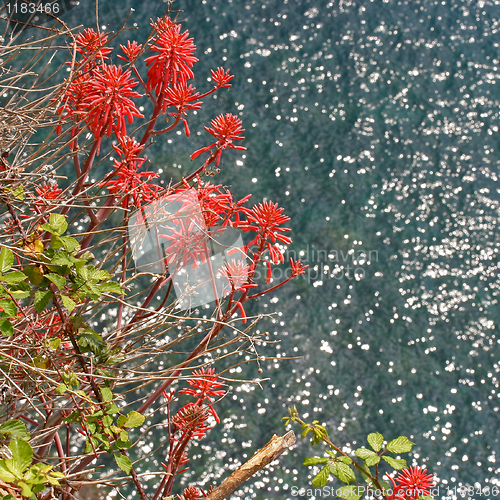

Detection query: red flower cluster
(238, 201), (292, 264)
(177, 485), (204, 500)
(101, 136), (159, 206)
(146, 16), (198, 95)
(191, 113), (246, 166)
(73, 28), (112, 63)
(388, 466), (434, 500)
(220, 259), (256, 293)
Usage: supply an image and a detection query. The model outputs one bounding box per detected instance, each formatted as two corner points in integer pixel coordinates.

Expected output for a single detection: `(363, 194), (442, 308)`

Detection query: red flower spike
(179, 367), (225, 406)
(290, 258), (308, 277)
(35, 182), (62, 201)
(171, 403), (211, 439)
(238, 201), (292, 264)
(72, 28), (112, 62)
(210, 67), (234, 88)
(388, 466), (435, 500)
(220, 259), (257, 293)
(190, 113), (246, 162)
(146, 17), (198, 95)
(163, 82), (202, 125)
(178, 485), (204, 500)
(82, 64), (144, 144)
(56, 73), (92, 132)
(117, 40), (143, 62)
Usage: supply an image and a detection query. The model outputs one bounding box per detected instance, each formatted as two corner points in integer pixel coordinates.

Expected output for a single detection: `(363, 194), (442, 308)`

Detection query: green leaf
(18, 480), (33, 498)
(338, 456), (353, 465)
(61, 295), (76, 313)
(100, 387), (113, 403)
(105, 404), (120, 416)
(58, 236), (80, 253)
(55, 384), (67, 395)
(9, 439), (32, 472)
(124, 411), (145, 428)
(119, 430), (128, 442)
(333, 462), (356, 484)
(0, 247), (14, 274)
(365, 455), (381, 466)
(50, 253), (72, 267)
(8, 185), (24, 201)
(0, 420), (29, 440)
(386, 436), (415, 454)
(382, 456), (407, 470)
(337, 485), (363, 500)
(45, 273), (66, 290)
(303, 456), (329, 466)
(1, 271), (27, 284)
(34, 290), (52, 313)
(0, 319), (14, 336)
(367, 432), (384, 452)
(114, 439), (133, 450)
(8, 281), (30, 299)
(359, 462), (371, 483)
(116, 415), (127, 427)
(99, 281), (124, 295)
(23, 266), (44, 286)
(311, 464), (330, 488)
(47, 338), (61, 350)
(49, 214), (68, 236)
(92, 269), (111, 281)
(0, 461), (16, 482)
(416, 496), (434, 500)
(114, 454), (132, 475)
(355, 448), (376, 459)
(0, 299), (17, 318)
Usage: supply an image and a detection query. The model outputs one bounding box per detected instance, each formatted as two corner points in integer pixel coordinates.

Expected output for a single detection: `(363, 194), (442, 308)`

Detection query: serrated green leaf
(49, 214), (68, 236)
(23, 265), (44, 286)
(303, 456), (329, 467)
(367, 432), (384, 452)
(34, 290), (52, 313)
(311, 464), (330, 488)
(337, 485), (363, 500)
(114, 454), (132, 475)
(365, 455), (381, 466)
(9, 439), (32, 472)
(92, 269), (111, 281)
(8, 281), (30, 299)
(50, 253), (72, 267)
(0, 319), (14, 336)
(0, 299), (17, 318)
(99, 281), (124, 295)
(386, 436), (415, 454)
(382, 456), (407, 470)
(58, 236), (80, 253)
(338, 456), (353, 465)
(359, 462), (371, 483)
(61, 295), (76, 313)
(355, 448), (376, 459)
(333, 462), (356, 484)
(0, 247), (14, 274)
(45, 273), (66, 290)
(1, 271), (27, 284)
(18, 480), (33, 497)
(106, 403), (120, 415)
(0, 421), (29, 440)
(100, 386), (113, 403)
(125, 411), (145, 428)
(114, 439), (133, 450)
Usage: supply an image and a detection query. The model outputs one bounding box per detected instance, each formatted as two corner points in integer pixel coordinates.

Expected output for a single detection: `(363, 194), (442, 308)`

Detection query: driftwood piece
(205, 431), (296, 500)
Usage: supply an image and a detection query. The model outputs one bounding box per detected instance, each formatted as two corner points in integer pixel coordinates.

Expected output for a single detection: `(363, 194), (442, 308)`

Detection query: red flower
(117, 40), (143, 63)
(290, 258), (308, 277)
(145, 17), (198, 95)
(82, 64), (144, 145)
(73, 28), (112, 62)
(211, 67), (234, 88)
(220, 259), (256, 293)
(101, 136), (159, 206)
(56, 73), (92, 133)
(171, 402), (211, 440)
(163, 82), (202, 133)
(388, 466), (435, 500)
(35, 182), (62, 201)
(238, 201), (292, 264)
(177, 485), (203, 500)
(190, 113), (246, 166)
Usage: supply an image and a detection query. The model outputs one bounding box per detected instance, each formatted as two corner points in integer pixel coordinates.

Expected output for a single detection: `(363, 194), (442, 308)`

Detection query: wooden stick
(205, 431), (296, 500)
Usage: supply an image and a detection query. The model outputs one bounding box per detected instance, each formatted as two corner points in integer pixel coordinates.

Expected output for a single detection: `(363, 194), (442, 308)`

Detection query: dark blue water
(55, 0), (500, 498)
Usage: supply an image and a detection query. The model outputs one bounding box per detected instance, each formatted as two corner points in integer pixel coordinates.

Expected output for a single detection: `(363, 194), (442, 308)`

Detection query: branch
(205, 431), (296, 500)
